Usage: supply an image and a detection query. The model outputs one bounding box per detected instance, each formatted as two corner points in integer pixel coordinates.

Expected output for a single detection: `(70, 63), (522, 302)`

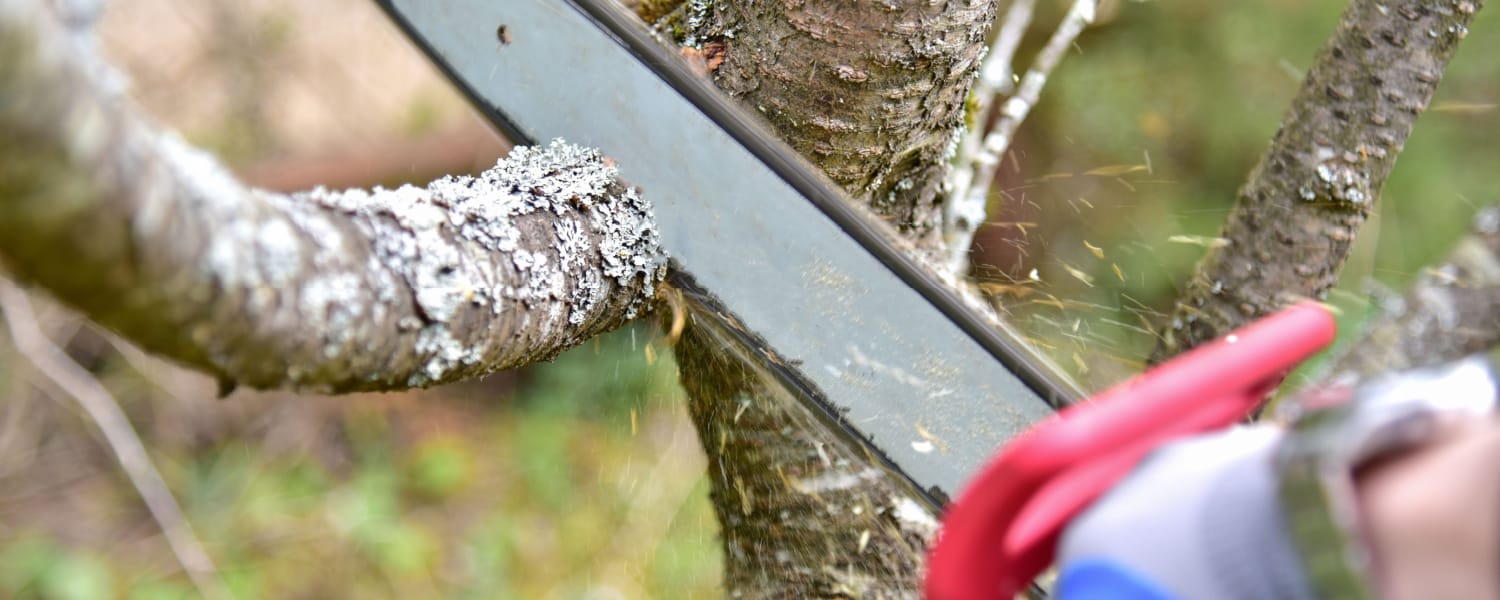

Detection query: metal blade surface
(377, 0), (1081, 502)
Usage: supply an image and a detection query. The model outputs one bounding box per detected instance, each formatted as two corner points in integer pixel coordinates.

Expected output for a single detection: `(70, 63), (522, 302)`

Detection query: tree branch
(1155, 0), (1482, 361)
(672, 303), (938, 597)
(0, 0), (667, 393)
(1323, 206), (1500, 382)
(942, 0), (1096, 276)
(941, 0), (1035, 277)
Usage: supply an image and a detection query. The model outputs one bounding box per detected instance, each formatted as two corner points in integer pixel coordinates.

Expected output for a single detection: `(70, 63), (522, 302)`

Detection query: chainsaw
(376, 0), (1083, 503)
(372, 2), (1421, 597)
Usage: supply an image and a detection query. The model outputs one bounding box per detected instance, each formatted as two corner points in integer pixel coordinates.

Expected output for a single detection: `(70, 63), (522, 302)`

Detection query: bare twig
(0, 358), (41, 478)
(943, 0), (1035, 272)
(0, 278), (233, 600)
(942, 0), (1096, 275)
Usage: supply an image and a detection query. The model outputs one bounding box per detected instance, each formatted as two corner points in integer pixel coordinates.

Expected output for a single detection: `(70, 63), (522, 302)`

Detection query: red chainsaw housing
(925, 302), (1336, 600)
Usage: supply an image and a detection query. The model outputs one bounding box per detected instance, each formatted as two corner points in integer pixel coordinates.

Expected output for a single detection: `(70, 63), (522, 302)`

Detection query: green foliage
(127, 582), (198, 600)
(126, 580), (196, 600)
(404, 436), (475, 500)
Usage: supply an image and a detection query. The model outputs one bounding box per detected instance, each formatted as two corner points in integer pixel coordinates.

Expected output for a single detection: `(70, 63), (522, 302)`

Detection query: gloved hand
(926, 305), (1497, 600)
(1054, 354), (1500, 600)
(1054, 426), (1316, 600)
(925, 302), (1340, 600)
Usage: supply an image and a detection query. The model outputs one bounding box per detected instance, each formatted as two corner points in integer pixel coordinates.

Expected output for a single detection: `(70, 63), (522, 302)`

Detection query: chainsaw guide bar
(377, 0), (1082, 504)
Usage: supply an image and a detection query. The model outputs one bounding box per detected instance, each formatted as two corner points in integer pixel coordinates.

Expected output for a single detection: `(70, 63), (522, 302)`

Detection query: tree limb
(942, 0), (1096, 276)
(1323, 206), (1500, 381)
(678, 1), (998, 594)
(941, 0), (1035, 277)
(1155, 0), (1482, 361)
(673, 306), (938, 598)
(0, 0), (667, 393)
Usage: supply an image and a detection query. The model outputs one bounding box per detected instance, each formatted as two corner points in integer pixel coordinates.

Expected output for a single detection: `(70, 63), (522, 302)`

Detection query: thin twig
(0, 279), (233, 600)
(943, 0), (1035, 274)
(942, 0), (1096, 275)
(104, 330), (212, 408)
(0, 361), (41, 478)
(953, 0), (1037, 177)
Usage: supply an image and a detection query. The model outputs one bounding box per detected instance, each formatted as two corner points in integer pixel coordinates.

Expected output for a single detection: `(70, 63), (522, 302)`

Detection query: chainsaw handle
(926, 303), (1336, 600)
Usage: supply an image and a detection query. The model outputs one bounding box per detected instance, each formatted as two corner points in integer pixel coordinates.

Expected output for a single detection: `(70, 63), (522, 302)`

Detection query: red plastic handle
(925, 302), (1336, 600)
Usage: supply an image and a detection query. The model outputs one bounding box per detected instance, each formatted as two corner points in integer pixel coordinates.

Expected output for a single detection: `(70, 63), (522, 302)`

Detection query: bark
(672, 0), (998, 596)
(1323, 207), (1500, 381)
(688, 0), (995, 257)
(1154, 0), (1482, 361)
(0, 0), (666, 393)
(672, 298), (938, 598)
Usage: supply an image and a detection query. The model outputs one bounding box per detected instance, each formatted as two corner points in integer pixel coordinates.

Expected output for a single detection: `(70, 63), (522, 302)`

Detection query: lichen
(282, 139), (665, 385)
(683, 0), (713, 47)
(1297, 146), (1372, 207)
(1, 0), (669, 394)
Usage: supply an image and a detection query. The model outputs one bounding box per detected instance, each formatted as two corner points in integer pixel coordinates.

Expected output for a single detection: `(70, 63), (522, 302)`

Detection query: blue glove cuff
(1058, 559), (1179, 600)
(1056, 427), (1317, 600)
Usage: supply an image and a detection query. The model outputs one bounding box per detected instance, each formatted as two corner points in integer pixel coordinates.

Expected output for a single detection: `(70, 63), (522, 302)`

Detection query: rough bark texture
(1323, 207), (1500, 381)
(672, 0), (998, 596)
(0, 0), (666, 393)
(1154, 0), (1482, 361)
(688, 0), (996, 256)
(672, 302), (938, 598)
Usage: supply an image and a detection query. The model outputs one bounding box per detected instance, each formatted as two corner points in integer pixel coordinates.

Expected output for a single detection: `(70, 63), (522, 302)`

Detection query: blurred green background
(0, 320), (718, 599)
(0, 0), (1495, 598)
(983, 0), (1499, 388)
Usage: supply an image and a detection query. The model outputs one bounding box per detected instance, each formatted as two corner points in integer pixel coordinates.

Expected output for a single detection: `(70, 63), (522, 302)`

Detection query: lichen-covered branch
(0, 0), (666, 393)
(1154, 0), (1482, 361)
(1322, 207), (1500, 382)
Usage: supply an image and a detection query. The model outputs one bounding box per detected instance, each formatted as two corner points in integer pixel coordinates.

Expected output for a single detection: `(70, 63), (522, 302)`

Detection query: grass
(0, 324), (720, 599)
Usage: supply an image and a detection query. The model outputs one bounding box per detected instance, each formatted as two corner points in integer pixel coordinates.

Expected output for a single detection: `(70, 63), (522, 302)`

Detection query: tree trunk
(671, 299), (939, 598)
(689, 0), (994, 258)
(670, 0), (997, 596)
